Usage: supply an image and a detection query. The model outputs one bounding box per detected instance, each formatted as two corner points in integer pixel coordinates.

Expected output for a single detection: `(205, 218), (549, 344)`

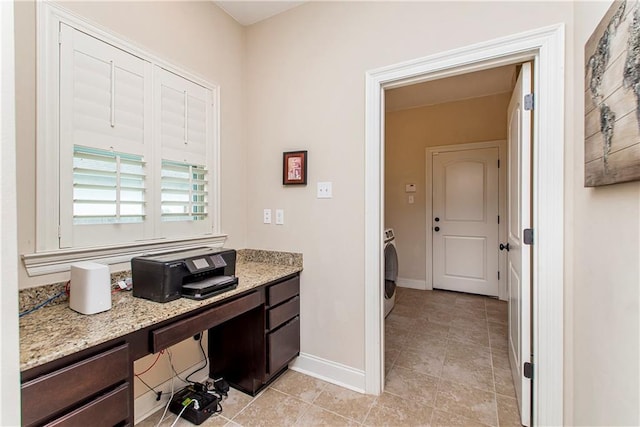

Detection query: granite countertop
(19, 250), (302, 372)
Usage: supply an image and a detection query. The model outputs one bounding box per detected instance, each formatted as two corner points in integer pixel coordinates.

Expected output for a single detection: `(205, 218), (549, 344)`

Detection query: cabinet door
(267, 317), (300, 375)
(21, 344), (129, 427)
(44, 383), (129, 427)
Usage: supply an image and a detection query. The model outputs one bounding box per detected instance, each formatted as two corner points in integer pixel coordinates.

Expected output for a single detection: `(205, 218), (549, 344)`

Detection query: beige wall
(11, 1), (640, 424)
(385, 93), (510, 282)
(244, 0), (574, 374)
(571, 1), (640, 424)
(14, 0), (246, 402)
(15, 1), (248, 288)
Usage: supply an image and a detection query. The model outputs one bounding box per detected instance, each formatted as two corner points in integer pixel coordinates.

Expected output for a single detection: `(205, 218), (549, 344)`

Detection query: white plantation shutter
(73, 146), (145, 224)
(156, 67), (213, 237)
(59, 24), (151, 248)
(60, 23), (150, 156)
(161, 160), (208, 222)
(37, 7), (220, 255)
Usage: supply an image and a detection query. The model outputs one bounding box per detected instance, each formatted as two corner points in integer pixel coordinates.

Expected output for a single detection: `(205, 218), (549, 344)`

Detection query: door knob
(434, 226), (440, 232)
(434, 217), (440, 222)
(499, 243), (510, 251)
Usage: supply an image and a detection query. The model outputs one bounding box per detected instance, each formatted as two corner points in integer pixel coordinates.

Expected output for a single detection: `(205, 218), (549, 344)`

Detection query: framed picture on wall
(585, 0), (640, 186)
(283, 150), (307, 185)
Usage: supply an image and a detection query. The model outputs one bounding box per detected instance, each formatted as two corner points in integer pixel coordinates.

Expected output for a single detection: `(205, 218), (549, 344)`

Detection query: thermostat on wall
(405, 183), (416, 193)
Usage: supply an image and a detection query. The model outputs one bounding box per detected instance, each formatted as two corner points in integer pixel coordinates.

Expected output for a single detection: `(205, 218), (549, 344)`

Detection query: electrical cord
(134, 351), (165, 399)
(166, 349), (189, 384)
(136, 375), (158, 395)
(135, 351), (163, 376)
(155, 362), (176, 427)
(185, 333), (207, 383)
(169, 399), (197, 427)
(19, 291), (66, 317)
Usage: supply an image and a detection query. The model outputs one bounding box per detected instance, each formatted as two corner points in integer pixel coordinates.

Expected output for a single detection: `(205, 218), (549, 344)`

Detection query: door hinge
(57, 225), (61, 239)
(497, 159), (500, 168)
(524, 228), (534, 245)
(58, 31), (63, 45)
(524, 93), (534, 111)
(497, 215), (500, 224)
(498, 271), (500, 280)
(524, 362), (534, 379)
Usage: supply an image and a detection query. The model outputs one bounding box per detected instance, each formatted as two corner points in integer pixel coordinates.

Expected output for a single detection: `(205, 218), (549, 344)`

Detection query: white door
(506, 62), (532, 426)
(432, 147), (499, 296)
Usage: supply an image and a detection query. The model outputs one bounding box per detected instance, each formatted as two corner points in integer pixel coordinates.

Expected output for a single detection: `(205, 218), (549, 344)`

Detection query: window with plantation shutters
(38, 11), (219, 258)
(58, 24), (152, 248)
(155, 67), (214, 239)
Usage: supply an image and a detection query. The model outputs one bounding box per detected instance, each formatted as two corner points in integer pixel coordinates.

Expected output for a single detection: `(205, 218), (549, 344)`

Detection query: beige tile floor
(137, 288), (521, 427)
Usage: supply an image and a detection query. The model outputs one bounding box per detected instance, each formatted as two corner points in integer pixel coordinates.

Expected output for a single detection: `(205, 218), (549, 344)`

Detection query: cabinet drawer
(268, 296), (299, 330)
(152, 291), (264, 353)
(267, 276), (299, 307)
(45, 382), (130, 427)
(267, 317), (300, 374)
(21, 344), (129, 427)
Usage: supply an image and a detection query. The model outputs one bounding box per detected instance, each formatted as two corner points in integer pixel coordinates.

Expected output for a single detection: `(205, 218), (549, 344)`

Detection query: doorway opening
(364, 25), (564, 426)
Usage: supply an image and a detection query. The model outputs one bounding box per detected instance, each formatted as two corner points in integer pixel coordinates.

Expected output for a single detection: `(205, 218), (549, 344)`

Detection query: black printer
(131, 247), (238, 303)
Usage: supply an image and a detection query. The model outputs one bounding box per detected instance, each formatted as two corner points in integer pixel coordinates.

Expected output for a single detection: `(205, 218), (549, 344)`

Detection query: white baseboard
(134, 362), (210, 425)
(290, 353), (365, 394)
(397, 277), (427, 290)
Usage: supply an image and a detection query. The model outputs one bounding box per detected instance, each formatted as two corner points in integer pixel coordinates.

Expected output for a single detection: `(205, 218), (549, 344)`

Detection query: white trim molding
(396, 278), (427, 290)
(1, 0), (21, 423)
(290, 353), (366, 394)
(365, 24), (565, 425)
(22, 235), (227, 276)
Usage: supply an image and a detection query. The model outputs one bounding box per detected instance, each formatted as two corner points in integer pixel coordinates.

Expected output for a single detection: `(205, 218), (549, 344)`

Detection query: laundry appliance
(384, 228), (398, 317)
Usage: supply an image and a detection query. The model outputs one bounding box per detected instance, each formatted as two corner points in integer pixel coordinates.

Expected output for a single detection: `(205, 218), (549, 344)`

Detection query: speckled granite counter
(19, 249), (302, 372)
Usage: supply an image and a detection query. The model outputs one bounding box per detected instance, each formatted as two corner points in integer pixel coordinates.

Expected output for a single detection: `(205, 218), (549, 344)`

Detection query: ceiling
(211, 3), (516, 111)
(214, 1), (305, 26)
(385, 65), (517, 112)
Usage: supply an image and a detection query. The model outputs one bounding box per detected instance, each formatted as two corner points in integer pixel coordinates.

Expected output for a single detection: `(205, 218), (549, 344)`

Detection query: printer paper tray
(181, 276), (239, 300)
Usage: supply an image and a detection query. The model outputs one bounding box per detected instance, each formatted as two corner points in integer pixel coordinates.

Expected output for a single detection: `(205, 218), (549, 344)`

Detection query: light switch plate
(317, 182), (332, 198)
(275, 209), (284, 225)
(263, 209), (272, 224)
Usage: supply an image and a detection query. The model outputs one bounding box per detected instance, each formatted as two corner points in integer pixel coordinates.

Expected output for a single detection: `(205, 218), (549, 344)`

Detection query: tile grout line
(226, 386), (267, 424)
(486, 298), (501, 427)
(272, 378), (365, 426)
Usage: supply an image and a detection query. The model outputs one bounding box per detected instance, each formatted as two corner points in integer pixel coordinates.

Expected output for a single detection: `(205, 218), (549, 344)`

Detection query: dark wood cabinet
(151, 291), (264, 353)
(21, 344), (130, 427)
(267, 316), (300, 375)
(21, 272), (300, 424)
(209, 275), (300, 395)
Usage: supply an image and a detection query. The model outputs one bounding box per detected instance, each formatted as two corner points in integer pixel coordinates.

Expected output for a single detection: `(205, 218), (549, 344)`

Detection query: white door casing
(366, 25), (564, 427)
(432, 147), (499, 296)
(507, 62), (532, 426)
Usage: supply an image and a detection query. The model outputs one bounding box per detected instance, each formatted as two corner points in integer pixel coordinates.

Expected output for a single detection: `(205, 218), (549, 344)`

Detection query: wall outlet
(317, 182), (332, 198)
(263, 209), (272, 224)
(275, 209), (284, 225)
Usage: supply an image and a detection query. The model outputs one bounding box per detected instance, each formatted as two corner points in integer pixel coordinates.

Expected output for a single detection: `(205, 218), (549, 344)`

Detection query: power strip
(169, 385), (220, 425)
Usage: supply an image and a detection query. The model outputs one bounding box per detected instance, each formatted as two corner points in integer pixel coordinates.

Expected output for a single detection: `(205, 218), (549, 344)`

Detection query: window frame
(28, 2), (223, 276)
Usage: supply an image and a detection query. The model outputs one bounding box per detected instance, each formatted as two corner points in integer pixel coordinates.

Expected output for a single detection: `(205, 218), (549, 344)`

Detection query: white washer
(383, 228), (398, 317)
